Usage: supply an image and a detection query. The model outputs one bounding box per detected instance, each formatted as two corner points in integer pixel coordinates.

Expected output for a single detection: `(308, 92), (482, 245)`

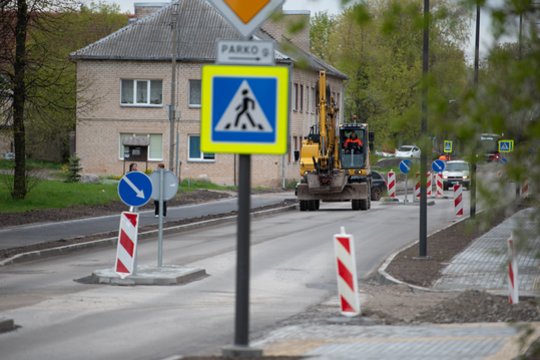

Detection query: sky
(96, 0), (516, 60)
(108, 0), (343, 15)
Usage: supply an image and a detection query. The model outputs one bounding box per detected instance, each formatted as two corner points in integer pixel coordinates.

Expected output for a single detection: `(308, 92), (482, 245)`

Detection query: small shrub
(65, 155), (82, 183)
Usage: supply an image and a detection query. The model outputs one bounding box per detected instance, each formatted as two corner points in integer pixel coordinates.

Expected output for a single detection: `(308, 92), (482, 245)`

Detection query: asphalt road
(0, 192), (294, 249)
(0, 191), (470, 360)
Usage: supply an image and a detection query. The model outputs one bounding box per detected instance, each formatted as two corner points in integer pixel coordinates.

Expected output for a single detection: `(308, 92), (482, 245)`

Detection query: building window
(119, 133), (163, 160)
(293, 83), (298, 112)
(121, 79), (162, 106)
(300, 85), (304, 113)
(188, 135), (215, 161)
(306, 85), (310, 114)
(312, 86), (316, 113)
(189, 79), (201, 107)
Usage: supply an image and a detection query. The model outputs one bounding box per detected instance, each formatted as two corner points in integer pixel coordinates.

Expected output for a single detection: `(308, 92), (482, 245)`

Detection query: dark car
(371, 170), (387, 201)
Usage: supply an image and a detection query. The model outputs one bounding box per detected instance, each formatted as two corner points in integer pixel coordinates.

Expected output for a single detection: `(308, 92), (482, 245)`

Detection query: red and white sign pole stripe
(115, 211), (139, 279)
(453, 184), (463, 217)
(426, 172), (432, 198)
(435, 172), (444, 198)
(334, 227), (360, 317)
(387, 170), (396, 198)
(507, 233), (519, 304)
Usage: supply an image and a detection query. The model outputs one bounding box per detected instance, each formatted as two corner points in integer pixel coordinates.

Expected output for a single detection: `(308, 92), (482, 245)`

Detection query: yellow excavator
(295, 70), (373, 211)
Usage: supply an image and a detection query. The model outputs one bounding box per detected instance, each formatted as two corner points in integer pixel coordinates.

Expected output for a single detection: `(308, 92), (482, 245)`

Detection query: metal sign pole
(404, 175), (408, 203)
(158, 168), (164, 267)
(234, 154), (251, 346)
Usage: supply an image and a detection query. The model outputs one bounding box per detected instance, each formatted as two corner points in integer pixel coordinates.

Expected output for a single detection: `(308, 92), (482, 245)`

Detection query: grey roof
(70, 0), (347, 80)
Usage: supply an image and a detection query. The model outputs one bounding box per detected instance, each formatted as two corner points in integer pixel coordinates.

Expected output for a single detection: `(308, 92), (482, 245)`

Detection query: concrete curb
(377, 214), (471, 293)
(92, 265), (207, 286)
(0, 204), (296, 267)
(377, 209), (540, 298)
(0, 317), (15, 333)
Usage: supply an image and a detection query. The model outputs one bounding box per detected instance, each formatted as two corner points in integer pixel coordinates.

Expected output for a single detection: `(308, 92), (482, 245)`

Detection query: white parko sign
(217, 40), (274, 65)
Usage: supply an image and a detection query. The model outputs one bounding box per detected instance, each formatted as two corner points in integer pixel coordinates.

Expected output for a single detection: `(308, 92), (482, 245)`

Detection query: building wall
(76, 60), (344, 187)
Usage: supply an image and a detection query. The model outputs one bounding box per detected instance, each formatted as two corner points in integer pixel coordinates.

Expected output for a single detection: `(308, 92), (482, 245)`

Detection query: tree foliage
(0, 0), (127, 199)
(310, 0), (470, 151)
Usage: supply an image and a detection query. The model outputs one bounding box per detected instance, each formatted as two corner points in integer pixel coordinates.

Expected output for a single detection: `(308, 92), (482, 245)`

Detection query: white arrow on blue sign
(399, 159), (413, 174)
(118, 171), (153, 207)
(431, 159), (446, 173)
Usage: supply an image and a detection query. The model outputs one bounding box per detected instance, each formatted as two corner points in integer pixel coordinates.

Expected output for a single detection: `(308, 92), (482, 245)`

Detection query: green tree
(320, 0), (469, 150)
(310, 11), (338, 62)
(0, 1), (127, 199)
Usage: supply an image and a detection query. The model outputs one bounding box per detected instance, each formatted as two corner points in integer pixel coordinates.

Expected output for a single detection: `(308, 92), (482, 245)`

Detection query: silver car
(443, 160), (470, 190)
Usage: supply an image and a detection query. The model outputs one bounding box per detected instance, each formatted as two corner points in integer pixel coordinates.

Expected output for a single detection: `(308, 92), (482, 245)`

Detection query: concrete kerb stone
(92, 265), (207, 286)
(0, 204), (297, 267)
(377, 214), (472, 293)
(0, 317), (15, 333)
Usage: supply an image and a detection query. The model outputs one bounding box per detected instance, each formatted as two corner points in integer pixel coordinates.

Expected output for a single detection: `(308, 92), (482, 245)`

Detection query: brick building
(71, 0), (346, 187)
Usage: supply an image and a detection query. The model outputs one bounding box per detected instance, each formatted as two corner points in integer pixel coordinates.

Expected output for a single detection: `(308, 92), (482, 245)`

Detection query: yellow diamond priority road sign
(207, 0), (285, 38)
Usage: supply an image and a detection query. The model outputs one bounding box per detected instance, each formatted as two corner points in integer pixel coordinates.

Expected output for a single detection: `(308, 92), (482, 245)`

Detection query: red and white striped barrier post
(435, 172), (444, 198)
(521, 179), (529, 199)
(453, 184), (463, 217)
(414, 172), (421, 201)
(507, 233), (519, 304)
(115, 211), (139, 279)
(334, 227), (360, 317)
(387, 170), (396, 199)
(426, 172), (432, 198)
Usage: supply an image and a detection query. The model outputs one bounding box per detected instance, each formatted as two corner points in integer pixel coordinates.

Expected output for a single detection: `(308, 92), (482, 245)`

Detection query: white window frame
(189, 79), (201, 108)
(120, 79), (163, 107)
(188, 135), (215, 162)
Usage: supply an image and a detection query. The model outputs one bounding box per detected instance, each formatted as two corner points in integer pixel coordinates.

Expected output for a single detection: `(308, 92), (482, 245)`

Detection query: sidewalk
(252, 208), (540, 359)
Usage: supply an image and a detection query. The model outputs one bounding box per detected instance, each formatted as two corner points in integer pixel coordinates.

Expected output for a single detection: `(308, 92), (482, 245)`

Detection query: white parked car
(395, 145), (421, 158)
(443, 160), (470, 190)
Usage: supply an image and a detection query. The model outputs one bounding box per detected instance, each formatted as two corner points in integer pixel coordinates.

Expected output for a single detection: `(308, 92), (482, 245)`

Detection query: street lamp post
(419, 0), (429, 257)
(471, 3), (481, 219)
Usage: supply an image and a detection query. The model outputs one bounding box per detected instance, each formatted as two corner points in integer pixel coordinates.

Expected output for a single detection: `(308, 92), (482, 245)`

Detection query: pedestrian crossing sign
(443, 140), (453, 153)
(498, 139), (514, 153)
(201, 65), (289, 154)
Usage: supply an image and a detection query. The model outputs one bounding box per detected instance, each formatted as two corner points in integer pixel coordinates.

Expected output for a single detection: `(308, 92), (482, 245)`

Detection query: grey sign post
(207, 1), (284, 358)
(399, 160), (412, 203)
(150, 169), (179, 267)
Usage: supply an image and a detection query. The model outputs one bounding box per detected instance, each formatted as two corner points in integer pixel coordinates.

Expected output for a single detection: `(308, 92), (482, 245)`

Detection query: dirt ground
(1, 193), (539, 359)
(0, 189), (232, 228)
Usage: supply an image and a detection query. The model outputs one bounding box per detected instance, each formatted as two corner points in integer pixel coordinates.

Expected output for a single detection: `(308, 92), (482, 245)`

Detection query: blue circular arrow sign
(399, 159), (412, 174)
(118, 171), (153, 207)
(431, 159), (446, 173)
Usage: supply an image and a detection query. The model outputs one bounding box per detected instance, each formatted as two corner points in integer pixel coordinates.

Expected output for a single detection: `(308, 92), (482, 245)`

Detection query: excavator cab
(339, 127), (366, 169)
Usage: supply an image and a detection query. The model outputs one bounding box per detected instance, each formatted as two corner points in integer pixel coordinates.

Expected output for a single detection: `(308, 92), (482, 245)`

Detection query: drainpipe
(168, 1), (179, 172)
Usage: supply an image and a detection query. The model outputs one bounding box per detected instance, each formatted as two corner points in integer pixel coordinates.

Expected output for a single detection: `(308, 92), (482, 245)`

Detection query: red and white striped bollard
(435, 172), (444, 198)
(507, 233), (519, 304)
(115, 211), (139, 279)
(387, 170), (396, 198)
(426, 172), (432, 198)
(521, 179), (529, 199)
(334, 227), (360, 316)
(453, 184), (463, 217)
(414, 172), (421, 201)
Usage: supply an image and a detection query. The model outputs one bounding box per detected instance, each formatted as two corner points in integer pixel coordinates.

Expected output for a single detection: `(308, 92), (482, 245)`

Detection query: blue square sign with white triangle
(201, 65), (289, 155)
(498, 139), (514, 153)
